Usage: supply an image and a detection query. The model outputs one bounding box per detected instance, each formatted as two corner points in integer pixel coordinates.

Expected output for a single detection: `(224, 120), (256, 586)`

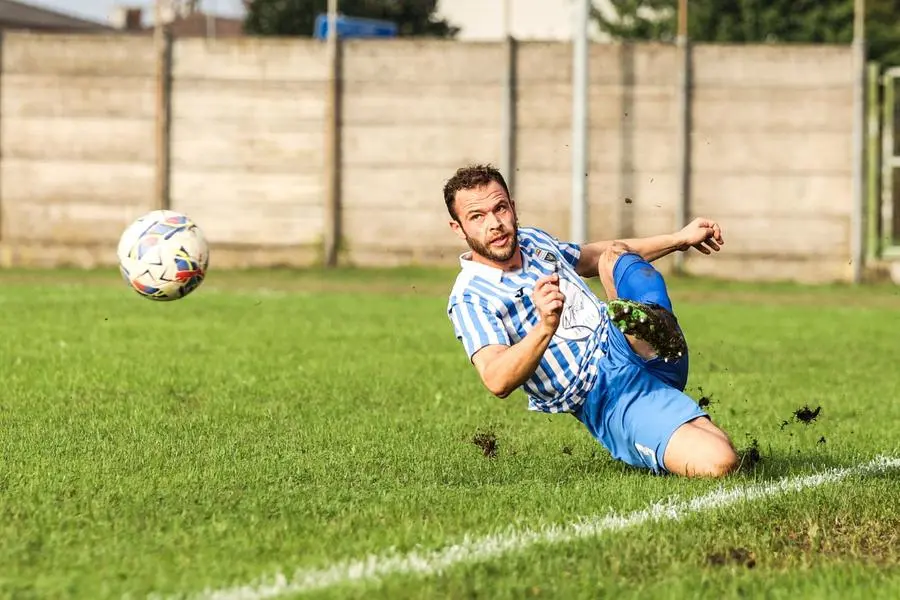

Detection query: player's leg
(597, 241), (673, 310)
(596, 242), (687, 364)
(596, 242), (689, 392)
(575, 361), (738, 478)
(588, 243), (738, 477)
(663, 416), (738, 477)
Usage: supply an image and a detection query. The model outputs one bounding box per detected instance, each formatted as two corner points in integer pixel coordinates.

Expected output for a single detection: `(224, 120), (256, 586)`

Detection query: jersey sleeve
(531, 227), (581, 268)
(556, 239), (581, 269)
(448, 294), (511, 360)
(520, 227), (581, 267)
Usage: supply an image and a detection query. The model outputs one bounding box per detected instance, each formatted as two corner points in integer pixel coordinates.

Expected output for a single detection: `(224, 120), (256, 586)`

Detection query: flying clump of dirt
(697, 386), (715, 410)
(793, 405), (822, 424)
(780, 405), (823, 430)
(472, 430), (499, 459)
(738, 436), (762, 470)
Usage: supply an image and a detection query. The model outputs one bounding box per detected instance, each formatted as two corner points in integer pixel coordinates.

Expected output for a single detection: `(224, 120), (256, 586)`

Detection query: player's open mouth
(490, 235), (509, 247)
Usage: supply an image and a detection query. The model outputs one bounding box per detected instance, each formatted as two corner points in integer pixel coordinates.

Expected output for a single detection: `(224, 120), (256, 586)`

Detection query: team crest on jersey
(534, 249), (558, 265)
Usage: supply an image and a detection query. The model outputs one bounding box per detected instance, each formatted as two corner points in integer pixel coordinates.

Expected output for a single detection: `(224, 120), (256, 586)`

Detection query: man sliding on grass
(444, 164), (739, 478)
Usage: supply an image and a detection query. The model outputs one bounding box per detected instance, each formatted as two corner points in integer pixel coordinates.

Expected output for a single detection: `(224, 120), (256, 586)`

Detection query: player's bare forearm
(616, 234), (682, 262)
(575, 234), (680, 277)
(573, 218), (724, 278)
(472, 324), (555, 399)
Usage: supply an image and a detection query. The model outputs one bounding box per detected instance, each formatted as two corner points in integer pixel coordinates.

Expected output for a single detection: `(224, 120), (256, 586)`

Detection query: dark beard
(466, 226), (519, 262)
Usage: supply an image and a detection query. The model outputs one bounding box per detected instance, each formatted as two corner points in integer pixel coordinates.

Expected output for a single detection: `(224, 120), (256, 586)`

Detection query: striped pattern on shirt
(447, 227), (609, 413)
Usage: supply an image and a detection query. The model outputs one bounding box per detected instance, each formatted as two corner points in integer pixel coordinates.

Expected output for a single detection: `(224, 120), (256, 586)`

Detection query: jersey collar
(458, 245), (531, 283)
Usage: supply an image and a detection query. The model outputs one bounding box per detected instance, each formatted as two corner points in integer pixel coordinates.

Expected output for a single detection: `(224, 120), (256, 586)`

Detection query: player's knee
(665, 422), (740, 478)
(605, 241), (633, 260)
(598, 241), (634, 275)
(696, 444), (740, 478)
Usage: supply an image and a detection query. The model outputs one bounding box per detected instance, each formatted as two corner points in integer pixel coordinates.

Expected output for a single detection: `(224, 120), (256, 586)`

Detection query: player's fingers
(546, 299), (564, 313)
(534, 274), (559, 292)
(538, 289), (563, 302)
(704, 238), (721, 252)
(532, 280), (552, 298)
(712, 222), (724, 244)
(693, 243), (711, 255)
(538, 293), (565, 313)
(533, 284), (555, 302)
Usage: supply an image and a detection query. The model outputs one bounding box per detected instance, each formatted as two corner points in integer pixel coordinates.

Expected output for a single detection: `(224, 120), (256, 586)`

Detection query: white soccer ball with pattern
(117, 209), (209, 301)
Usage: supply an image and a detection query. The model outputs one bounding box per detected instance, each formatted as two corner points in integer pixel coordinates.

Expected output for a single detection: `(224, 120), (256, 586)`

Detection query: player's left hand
(675, 218), (724, 255)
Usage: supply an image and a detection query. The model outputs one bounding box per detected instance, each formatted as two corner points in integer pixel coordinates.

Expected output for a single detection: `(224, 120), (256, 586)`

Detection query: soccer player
(444, 164), (739, 478)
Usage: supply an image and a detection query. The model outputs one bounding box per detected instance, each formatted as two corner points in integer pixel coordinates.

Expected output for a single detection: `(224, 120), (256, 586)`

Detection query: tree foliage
(593, 0), (900, 66)
(243, 0), (460, 38)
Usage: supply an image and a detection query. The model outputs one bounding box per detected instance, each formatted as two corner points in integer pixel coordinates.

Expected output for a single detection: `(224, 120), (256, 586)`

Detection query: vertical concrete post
(0, 32), (4, 250)
(322, 0), (342, 267)
(850, 0), (866, 282)
(866, 61), (881, 262)
(673, 0), (691, 275)
(570, 0), (589, 244)
(501, 34), (517, 197)
(154, 18), (173, 211)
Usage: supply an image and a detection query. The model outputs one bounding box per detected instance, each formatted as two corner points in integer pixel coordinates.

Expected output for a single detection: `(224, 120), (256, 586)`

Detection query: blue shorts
(572, 253), (707, 474)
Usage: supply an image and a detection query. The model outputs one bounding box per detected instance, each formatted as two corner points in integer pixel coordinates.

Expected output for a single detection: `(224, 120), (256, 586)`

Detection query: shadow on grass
(529, 446), (882, 486)
(732, 449), (851, 480)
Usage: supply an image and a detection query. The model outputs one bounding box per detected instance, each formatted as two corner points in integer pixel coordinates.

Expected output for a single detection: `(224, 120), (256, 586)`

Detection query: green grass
(0, 268), (899, 599)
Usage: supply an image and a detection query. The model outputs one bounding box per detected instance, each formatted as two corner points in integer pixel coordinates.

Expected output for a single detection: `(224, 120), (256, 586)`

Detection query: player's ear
(449, 218), (466, 241)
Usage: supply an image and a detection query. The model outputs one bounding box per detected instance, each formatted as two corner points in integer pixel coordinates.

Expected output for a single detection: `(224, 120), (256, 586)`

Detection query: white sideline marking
(174, 456), (900, 600)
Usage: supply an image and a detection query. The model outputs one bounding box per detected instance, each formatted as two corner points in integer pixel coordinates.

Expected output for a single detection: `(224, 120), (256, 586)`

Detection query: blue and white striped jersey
(447, 227), (610, 413)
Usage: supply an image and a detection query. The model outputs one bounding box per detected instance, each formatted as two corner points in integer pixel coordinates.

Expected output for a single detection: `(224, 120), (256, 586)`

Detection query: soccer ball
(117, 209), (209, 301)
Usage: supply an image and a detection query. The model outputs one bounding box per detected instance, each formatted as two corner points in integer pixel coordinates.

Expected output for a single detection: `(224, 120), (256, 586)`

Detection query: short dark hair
(443, 164), (511, 222)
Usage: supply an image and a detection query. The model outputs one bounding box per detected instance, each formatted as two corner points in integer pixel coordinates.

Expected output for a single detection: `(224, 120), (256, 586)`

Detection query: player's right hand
(533, 274), (565, 333)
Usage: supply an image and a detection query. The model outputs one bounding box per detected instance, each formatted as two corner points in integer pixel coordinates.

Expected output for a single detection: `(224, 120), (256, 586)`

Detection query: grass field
(1, 267), (899, 599)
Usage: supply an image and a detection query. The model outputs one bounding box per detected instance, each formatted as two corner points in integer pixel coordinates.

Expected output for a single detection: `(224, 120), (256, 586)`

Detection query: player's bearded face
(451, 182), (520, 263)
(466, 220), (519, 262)
(463, 211), (518, 262)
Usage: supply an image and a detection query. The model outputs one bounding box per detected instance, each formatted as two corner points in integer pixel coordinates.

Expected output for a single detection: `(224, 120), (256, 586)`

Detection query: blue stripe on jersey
(447, 226), (609, 413)
(449, 291), (510, 358)
(558, 241), (580, 268)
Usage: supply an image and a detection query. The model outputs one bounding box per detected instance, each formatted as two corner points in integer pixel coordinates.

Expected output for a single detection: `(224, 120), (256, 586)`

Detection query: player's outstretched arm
(573, 217), (725, 278)
(472, 274), (563, 398)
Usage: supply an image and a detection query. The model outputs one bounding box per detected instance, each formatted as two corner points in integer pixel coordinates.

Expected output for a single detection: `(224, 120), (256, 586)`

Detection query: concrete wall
(0, 33), (858, 282)
(170, 38), (328, 267)
(340, 40), (506, 265)
(687, 45), (855, 282)
(0, 33), (156, 266)
(510, 42), (682, 246)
